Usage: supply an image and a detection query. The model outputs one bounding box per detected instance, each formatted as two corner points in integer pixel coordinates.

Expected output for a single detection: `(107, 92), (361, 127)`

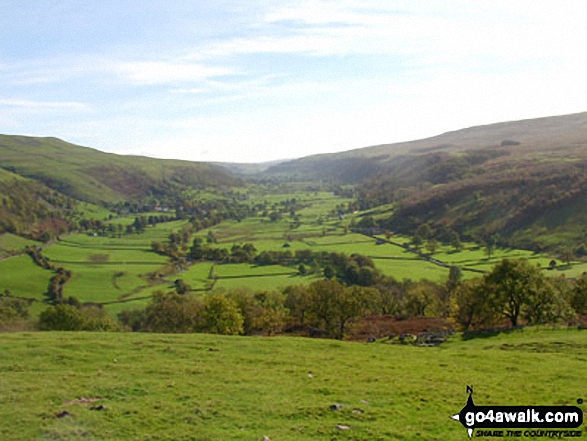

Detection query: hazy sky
(1, 1), (587, 163)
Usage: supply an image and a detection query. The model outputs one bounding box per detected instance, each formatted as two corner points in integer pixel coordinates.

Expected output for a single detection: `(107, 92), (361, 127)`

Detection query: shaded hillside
(0, 168), (75, 239)
(0, 135), (241, 204)
(262, 112), (587, 183)
(347, 112), (587, 252)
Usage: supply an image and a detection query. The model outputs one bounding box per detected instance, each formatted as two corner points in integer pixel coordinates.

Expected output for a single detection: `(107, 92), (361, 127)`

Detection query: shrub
(39, 304), (117, 331)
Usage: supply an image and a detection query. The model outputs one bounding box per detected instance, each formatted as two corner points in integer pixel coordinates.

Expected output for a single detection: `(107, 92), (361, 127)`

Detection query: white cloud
(115, 61), (234, 85)
(0, 99), (89, 110)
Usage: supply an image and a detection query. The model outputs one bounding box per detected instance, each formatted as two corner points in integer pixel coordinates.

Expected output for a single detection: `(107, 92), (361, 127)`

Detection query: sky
(1, 1), (587, 163)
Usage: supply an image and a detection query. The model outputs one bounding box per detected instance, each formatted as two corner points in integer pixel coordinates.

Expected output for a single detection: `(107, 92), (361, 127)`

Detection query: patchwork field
(0, 233), (40, 259)
(2, 190), (587, 317)
(0, 328), (585, 440)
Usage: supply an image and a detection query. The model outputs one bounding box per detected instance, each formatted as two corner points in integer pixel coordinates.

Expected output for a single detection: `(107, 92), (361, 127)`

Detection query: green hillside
(0, 167), (77, 238)
(0, 135), (241, 204)
(0, 328), (585, 440)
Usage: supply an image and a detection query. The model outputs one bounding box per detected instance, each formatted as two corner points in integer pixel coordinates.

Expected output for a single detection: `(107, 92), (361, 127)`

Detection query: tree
(0, 292), (31, 325)
(571, 275), (587, 314)
(483, 259), (545, 327)
(426, 238), (439, 255)
(449, 231), (462, 252)
(143, 291), (204, 333)
(484, 235), (496, 260)
(447, 266), (463, 293)
(416, 223), (434, 241)
(39, 304), (117, 331)
(250, 291), (286, 336)
(560, 247), (574, 266)
(307, 280), (369, 339)
(323, 266), (334, 279)
(39, 304), (84, 331)
(454, 279), (496, 330)
(202, 293), (243, 335)
(174, 279), (191, 294)
(283, 285), (312, 327)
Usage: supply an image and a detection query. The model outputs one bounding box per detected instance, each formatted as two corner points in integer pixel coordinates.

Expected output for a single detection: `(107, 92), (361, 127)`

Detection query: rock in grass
(56, 410), (71, 418)
(336, 424), (351, 430)
(329, 403), (344, 410)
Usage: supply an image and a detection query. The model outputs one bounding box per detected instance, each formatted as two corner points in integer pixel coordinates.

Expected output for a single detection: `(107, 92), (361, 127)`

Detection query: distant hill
(334, 112), (587, 252)
(214, 159), (291, 175)
(0, 135), (241, 204)
(262, 112), (587, 183)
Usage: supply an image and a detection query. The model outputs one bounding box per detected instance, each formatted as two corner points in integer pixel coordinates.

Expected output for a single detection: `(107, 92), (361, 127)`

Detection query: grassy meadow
(0, 328), (585, 440)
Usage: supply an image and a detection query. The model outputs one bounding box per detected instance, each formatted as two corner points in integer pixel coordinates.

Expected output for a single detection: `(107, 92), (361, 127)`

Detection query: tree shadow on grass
(462, 326), (524, 340)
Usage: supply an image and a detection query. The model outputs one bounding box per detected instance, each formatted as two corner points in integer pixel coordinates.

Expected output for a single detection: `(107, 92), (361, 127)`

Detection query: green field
(0, 233), (40, 259)
(0, 328), (585, 440)
(3, 190), (587, 317)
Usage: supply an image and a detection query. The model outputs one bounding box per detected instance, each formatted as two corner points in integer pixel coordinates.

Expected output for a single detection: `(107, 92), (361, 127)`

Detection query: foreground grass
(0, 328), (585, 440)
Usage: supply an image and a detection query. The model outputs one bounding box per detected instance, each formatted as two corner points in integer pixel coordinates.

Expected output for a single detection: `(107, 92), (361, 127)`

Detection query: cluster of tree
(25, 247), (75, 304)
(26, 246), (55, 270)
(118, 275), (458, 339)
(189, 241), (384, 287)
(46, 268), (73, 303)
(38, 302), (118, 331)
(151, 228), (192, 260)
(118, 291), (244, 335)
(454, 259), (587, 330)
(0, 290), (32, 329)
(119, 282), (374, 339)
(136, 259), (586, 338)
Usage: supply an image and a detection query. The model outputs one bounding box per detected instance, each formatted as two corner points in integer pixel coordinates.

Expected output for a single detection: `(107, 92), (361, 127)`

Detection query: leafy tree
(202, 293), (243, 335)
(447, 266), (462, 293)
(426, 238), (439, 255)
(323, 266), (334, 279)
(404, 281), (438, 317)
(484, 259), (546, 327)
(307, 279), (371, 339)
(39, 304), (117, 331)
(283, 285), (312, 327)
(571, 275), (587, 314)
(143, 291), (204, 333)
(0, 292), (31, 325)
(250, 291), (286, 336)
(174, 279), (191, 294)
(373, 278), (407, 316)
(411, 234), (423, 250)
(454, 279), (496, 330)
(449, 231), (462, 252)
(39, 304), (83, 331)
(118, 309), (146, 332)
(416, 223), (434, 241)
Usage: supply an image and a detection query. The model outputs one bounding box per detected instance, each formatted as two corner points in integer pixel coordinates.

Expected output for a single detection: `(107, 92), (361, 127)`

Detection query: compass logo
(451, 386), (583, 438)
